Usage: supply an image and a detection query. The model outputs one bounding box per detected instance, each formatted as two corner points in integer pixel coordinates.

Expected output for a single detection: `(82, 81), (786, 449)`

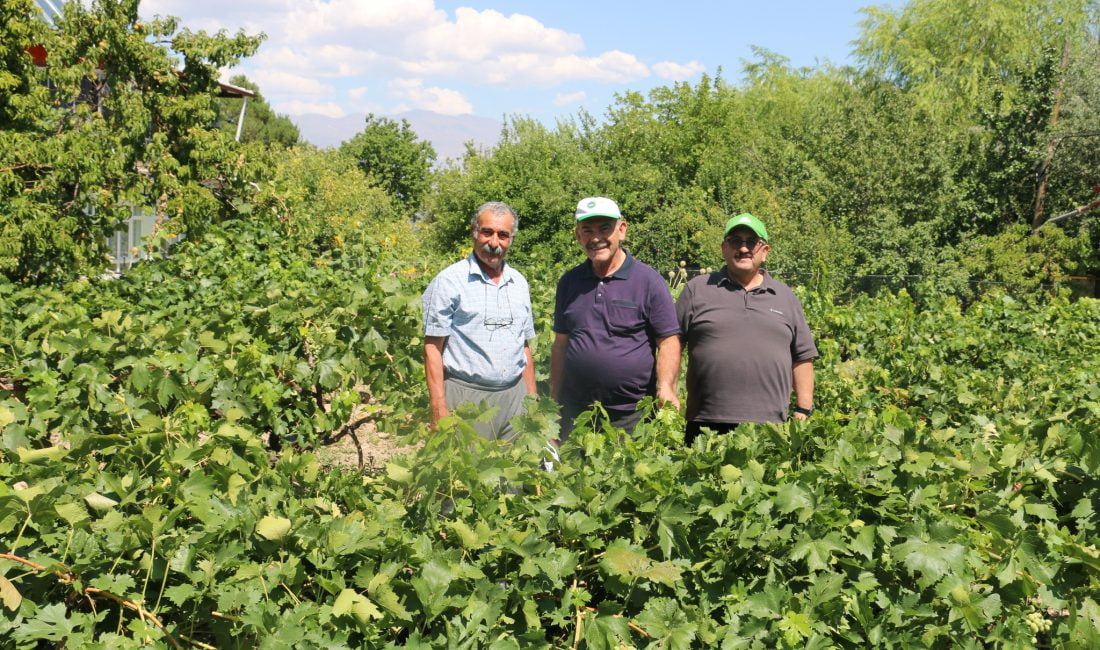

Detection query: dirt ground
(315, 401), (419, 473)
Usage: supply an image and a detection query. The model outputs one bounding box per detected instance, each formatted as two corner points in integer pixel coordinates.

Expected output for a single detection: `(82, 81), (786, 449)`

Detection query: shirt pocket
(606, 298), (643, 334)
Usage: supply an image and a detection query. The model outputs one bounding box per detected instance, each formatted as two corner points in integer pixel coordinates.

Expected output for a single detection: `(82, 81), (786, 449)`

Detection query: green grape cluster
(1025, 610), (1052, 634)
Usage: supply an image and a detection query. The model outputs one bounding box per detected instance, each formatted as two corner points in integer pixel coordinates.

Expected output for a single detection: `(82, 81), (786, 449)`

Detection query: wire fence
(666, 268), (1099, 303)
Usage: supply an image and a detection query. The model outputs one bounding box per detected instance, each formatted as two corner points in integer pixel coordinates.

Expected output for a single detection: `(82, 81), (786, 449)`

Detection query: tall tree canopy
(424, 0), (1099, 293)
(0, 0), (262, 284)
(339, 114), (436, 211)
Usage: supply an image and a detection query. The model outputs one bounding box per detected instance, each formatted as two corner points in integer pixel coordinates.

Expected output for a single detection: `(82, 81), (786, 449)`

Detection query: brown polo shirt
(676, 268), (818, 423)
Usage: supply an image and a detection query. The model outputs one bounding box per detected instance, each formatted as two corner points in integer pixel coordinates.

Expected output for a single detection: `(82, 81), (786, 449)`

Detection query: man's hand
(792, 360), (814, 423)
(654, 334), (681, 410)
(430, 400), (450, 428)
(549, 333), (569, 403)
(656, 385), (680, 411)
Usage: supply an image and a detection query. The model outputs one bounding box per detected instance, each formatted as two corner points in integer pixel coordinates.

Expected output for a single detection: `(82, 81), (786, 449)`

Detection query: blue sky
(140, 0), (895, 124)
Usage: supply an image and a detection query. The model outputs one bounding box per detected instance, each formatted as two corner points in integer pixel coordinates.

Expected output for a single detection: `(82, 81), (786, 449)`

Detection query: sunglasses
(724, 236), (765, 250)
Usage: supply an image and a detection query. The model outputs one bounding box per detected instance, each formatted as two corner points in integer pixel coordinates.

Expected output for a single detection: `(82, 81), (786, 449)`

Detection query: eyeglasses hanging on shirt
(483, 282), (514, 331)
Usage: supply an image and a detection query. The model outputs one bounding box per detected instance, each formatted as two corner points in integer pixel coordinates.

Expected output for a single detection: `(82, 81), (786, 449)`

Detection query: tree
(854, 0), (1099, 235)
(854, 0), (1088, 119)
(0, 0), (262, 285)
(1038, 9), (1100, 243)
(253, 147), (403, 251)
(215, 74), (300, 147)
(339, 114), (435, 211)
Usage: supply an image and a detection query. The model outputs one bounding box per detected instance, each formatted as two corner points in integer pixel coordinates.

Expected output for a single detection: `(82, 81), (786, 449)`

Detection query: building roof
(217, 81), (256, 99)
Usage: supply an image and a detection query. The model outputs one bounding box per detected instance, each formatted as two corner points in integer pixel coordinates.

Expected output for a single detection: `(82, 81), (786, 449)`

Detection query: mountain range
(291, 109), (503, 163)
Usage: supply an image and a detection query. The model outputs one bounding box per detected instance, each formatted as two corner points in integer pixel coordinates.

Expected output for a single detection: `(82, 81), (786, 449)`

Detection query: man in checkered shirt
(421, 202), (537, 441)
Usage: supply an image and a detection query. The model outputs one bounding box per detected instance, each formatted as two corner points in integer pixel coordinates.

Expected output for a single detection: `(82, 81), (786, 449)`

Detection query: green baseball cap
(724, 213), (768, 240)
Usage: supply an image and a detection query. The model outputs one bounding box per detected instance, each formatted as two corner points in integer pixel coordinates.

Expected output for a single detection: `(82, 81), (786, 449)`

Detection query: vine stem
(141, 534), (157, 606)
(581, 606), (649, 638)
(571, 577), (583, 649)
(0, 552), (184, 650)
(349, 428), (364, 470)
(211, 610), (240, 622)
(9, 510), (32, 554)
(321, 417), (371, 448)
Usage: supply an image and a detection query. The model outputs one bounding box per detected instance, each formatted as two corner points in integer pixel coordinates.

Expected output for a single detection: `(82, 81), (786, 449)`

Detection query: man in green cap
(675, 213), (818, 444)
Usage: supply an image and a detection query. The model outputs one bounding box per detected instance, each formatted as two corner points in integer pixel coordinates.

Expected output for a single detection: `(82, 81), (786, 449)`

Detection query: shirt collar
(466, 252), (513, 285)
(584, 250), (635, 280)
(717, 267), (776, 293)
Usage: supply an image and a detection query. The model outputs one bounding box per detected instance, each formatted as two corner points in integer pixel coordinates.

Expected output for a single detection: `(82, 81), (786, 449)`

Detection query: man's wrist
(793, 405), (814, 416)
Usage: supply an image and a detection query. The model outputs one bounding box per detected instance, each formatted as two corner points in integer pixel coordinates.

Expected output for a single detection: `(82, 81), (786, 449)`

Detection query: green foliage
(0, 0), (42, 127)
(948, 224), (1093, 298)
(0, 0), (262, 285)
(0, 220), (424, 450)
(340, 114), (436, 211)
(426, 2), (1100, 291)
(2, 268), (1099, 645)
(2, 0), (1100, 645)
(628, 186), (725, 270)
(854, 0), (1087, 119)
(215, 74), (300, 147)
(250, 146), (407, 252)
(1043, 24), (1100, 256)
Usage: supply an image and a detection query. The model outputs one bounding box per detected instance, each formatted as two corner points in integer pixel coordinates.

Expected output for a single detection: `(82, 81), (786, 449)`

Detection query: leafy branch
(0, 553), (185, 650)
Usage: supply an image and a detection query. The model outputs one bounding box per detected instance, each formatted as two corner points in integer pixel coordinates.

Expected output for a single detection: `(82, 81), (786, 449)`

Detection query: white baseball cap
(575, 196), (621, 221)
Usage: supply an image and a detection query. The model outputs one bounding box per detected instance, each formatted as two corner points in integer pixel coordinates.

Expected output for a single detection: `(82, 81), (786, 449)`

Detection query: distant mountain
(292, 113), (363, 149)
(291, 110), (502, 163)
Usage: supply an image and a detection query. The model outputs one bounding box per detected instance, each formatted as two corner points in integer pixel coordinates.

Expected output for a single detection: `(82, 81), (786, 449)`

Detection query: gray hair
(471, 201), (518, 233)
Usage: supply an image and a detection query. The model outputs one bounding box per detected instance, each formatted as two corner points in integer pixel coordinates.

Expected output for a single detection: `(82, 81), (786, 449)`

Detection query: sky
(138, 0), (895, 125)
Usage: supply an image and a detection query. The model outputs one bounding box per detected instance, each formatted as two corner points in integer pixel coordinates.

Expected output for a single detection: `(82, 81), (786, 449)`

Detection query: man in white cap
(676, 213), (817, 445)
(550, 197), (681, 438)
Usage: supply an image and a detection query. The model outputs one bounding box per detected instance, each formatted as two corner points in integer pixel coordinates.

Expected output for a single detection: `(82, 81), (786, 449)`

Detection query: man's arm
(522, 342), (536, 395)
(654, 334), (681, 410)
(549, 333), (569, 402)
(424, 336), (449, 427)
(792, 359), (815, 420)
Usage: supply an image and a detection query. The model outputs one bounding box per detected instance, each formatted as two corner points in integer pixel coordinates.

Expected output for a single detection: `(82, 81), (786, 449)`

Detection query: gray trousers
(444, 376), (528, 442)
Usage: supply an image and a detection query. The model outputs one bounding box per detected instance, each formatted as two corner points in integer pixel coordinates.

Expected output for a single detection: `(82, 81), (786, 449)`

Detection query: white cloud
(387, 79), (472, 115)
(139, 0), (677, 116)
(414, 7), (582, 61)
(653, 60), (706, 80)
(348, 87), (368, 99)
(476, 50), (649, 86)
(140, 0), (276, 35)
(276, 100), (346, 118)
(284, 0), (443, 41)
(249, 69), (333, 97)
(253, 45), (381, 78)
(554, 91), (586, 106)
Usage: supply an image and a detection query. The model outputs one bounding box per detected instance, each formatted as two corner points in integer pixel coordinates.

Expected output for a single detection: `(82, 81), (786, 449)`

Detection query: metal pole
(235, 98), (248, 142)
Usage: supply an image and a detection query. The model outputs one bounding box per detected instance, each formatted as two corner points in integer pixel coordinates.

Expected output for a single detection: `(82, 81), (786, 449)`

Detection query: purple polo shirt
(553, 252), (680, 411)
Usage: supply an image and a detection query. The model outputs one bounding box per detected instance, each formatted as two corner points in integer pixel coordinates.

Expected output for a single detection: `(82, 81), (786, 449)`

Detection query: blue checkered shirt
(422, 254), (536, 387)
